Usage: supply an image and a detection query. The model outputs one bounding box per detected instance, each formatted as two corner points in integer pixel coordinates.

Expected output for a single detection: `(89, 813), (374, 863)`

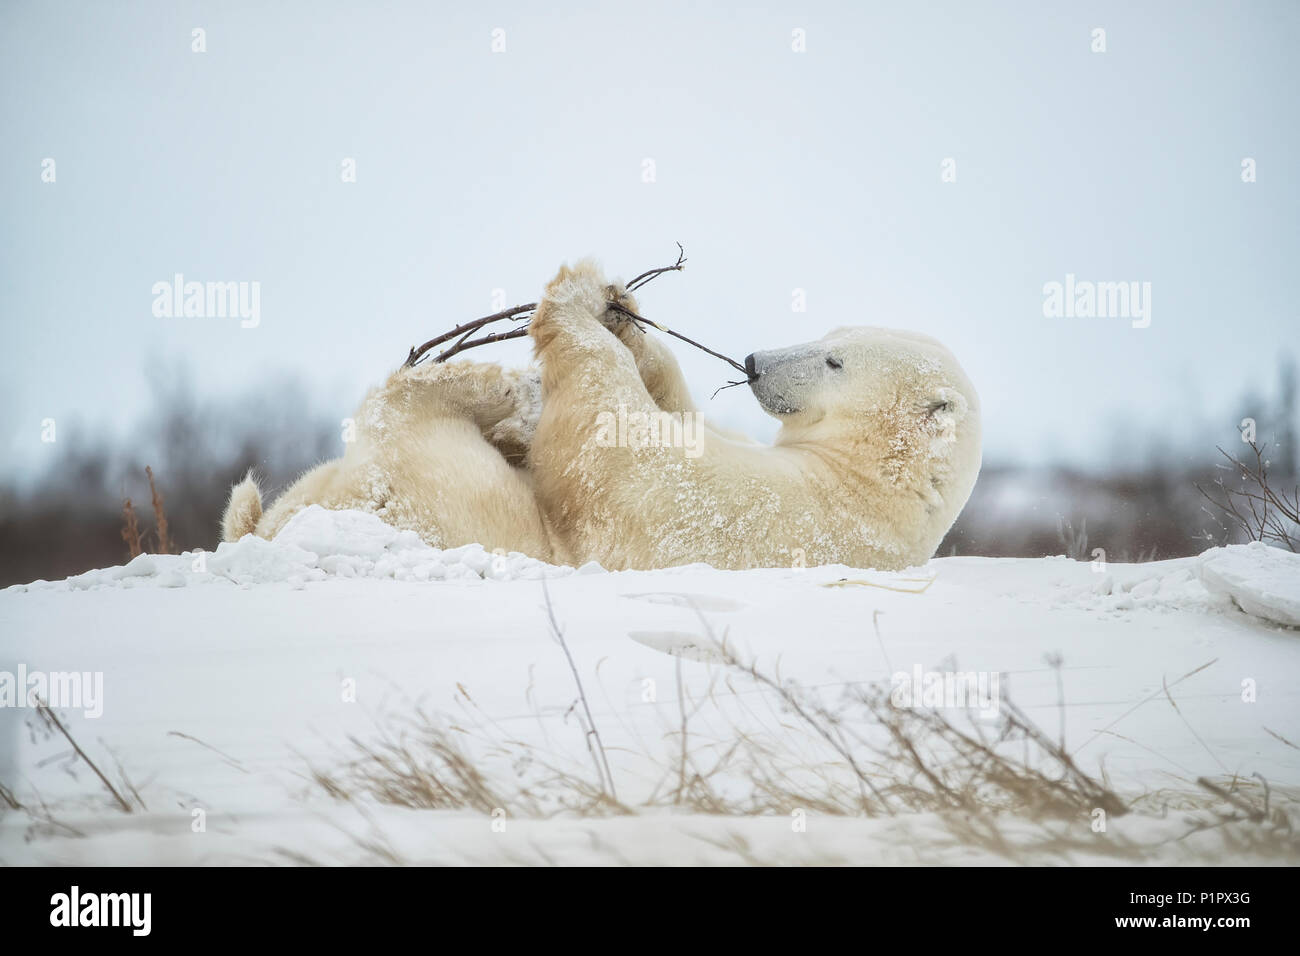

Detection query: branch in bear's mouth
(605, 301), (748, 377)
(402, 244), (749, 390)
(710, 379), (751, 400)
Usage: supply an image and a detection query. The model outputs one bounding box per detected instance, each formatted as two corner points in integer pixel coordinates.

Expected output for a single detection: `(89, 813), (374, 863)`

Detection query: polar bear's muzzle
(745, 345), (831, 417)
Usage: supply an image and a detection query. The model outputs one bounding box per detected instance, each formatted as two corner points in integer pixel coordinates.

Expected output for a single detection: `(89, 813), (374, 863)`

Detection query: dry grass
(33, 698), (142, 813)
(0, 779), (22, 811)
(303, 620), (1300, 864)
(118, 466), (176, 559)
(1, 701), (149, 847)
(306, 705), (624, 819)
(120, 498), (142, 559)
(145, 465), (173, 555)
(1056, 516), (1089, 562)
(8, 595), (1293, 864)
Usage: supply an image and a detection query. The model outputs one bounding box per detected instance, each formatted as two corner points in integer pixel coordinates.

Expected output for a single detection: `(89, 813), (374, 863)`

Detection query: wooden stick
(430, 326), (531, 364)
(625, 241), (687, 292)
(605, 301), (747, 375)
(405, 305), (535, 368)
(403, 245), (748, 381)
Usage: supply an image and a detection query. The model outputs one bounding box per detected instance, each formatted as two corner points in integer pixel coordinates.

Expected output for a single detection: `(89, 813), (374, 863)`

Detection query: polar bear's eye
(927, 400), (950, 415)
(826, 356), (843, 370)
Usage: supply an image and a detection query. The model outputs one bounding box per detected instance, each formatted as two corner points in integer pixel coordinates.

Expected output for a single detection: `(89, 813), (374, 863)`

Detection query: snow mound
(1197, 542), (1300, 628)
(1070, 563), (1227, 614)
(8, 506), (589, 592)
(207, 533), (323, 586)
(275, 505), (427, 559)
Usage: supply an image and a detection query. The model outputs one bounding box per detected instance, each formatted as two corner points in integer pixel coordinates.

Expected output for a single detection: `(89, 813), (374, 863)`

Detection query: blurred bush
(0, 369), (335, 586)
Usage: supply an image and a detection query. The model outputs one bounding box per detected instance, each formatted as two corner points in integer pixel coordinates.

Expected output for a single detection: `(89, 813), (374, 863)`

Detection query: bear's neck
(791, 434), (945, 541)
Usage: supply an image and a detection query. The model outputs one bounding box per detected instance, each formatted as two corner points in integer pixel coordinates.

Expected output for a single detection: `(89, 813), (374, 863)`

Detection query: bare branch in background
(1197, 441), (1299, 551)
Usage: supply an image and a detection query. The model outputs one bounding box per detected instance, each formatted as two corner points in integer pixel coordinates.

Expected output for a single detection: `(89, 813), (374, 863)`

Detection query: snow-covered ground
(2, 508), (1298, 865)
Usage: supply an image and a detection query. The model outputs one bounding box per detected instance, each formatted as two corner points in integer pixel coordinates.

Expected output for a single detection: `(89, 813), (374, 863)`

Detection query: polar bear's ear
(924, 387), (968, 441)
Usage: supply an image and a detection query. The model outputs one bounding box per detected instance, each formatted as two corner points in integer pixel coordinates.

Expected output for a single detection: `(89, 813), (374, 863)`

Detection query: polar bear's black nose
(744, 353), (758, 381)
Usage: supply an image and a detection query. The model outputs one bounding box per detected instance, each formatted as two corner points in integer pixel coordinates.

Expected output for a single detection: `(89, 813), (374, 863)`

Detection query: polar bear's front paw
(541, 259), (610, 318)
(595, 280), (648, 349)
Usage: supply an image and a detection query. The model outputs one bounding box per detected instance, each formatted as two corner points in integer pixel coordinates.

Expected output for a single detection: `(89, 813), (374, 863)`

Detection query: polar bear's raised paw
(541, 259), (610, 316)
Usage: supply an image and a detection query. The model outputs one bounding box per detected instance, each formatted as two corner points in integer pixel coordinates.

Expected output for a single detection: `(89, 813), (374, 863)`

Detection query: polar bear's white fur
(526, 261), (981, 570)
(222, 360), (556, 560)
(222, 260), (981, 571)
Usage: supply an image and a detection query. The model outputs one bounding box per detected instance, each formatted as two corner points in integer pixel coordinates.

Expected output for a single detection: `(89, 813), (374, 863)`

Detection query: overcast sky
(3, 0), (1296, 483)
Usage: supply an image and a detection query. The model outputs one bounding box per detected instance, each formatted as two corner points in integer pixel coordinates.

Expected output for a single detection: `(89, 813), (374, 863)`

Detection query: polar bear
(221, 360), (558, 559)
(527, 260), (982, 571)
(221, 259), (981, 573)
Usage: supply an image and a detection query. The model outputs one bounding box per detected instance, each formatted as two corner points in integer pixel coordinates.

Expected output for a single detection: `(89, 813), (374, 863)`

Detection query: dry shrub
(145, 465), (173, 555)
(307, 706), (624, 819)
(309, 714), (514, 814)
(117, 467), (176, 559)
(120, 498), (142, 559)
(1198, 440), (1300, 551)
(668, 643), (1127, 822)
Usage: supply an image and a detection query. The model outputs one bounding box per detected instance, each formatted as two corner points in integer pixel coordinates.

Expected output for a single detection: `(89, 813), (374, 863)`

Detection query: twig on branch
(431, 326), (531, 364)
(405, 305), (535, 368)
(625, 241), (687, 292)
(710, 379), (752, 399)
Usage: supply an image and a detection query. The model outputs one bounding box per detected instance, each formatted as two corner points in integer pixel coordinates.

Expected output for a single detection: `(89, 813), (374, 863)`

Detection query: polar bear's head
(745, 326), (981, 522)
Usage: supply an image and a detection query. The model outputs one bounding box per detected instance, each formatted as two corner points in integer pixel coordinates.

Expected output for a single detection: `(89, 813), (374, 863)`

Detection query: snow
(1197, 542), (1300, 628)
(1, 509), (1297, 865)
(25, 506), (587, 593)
